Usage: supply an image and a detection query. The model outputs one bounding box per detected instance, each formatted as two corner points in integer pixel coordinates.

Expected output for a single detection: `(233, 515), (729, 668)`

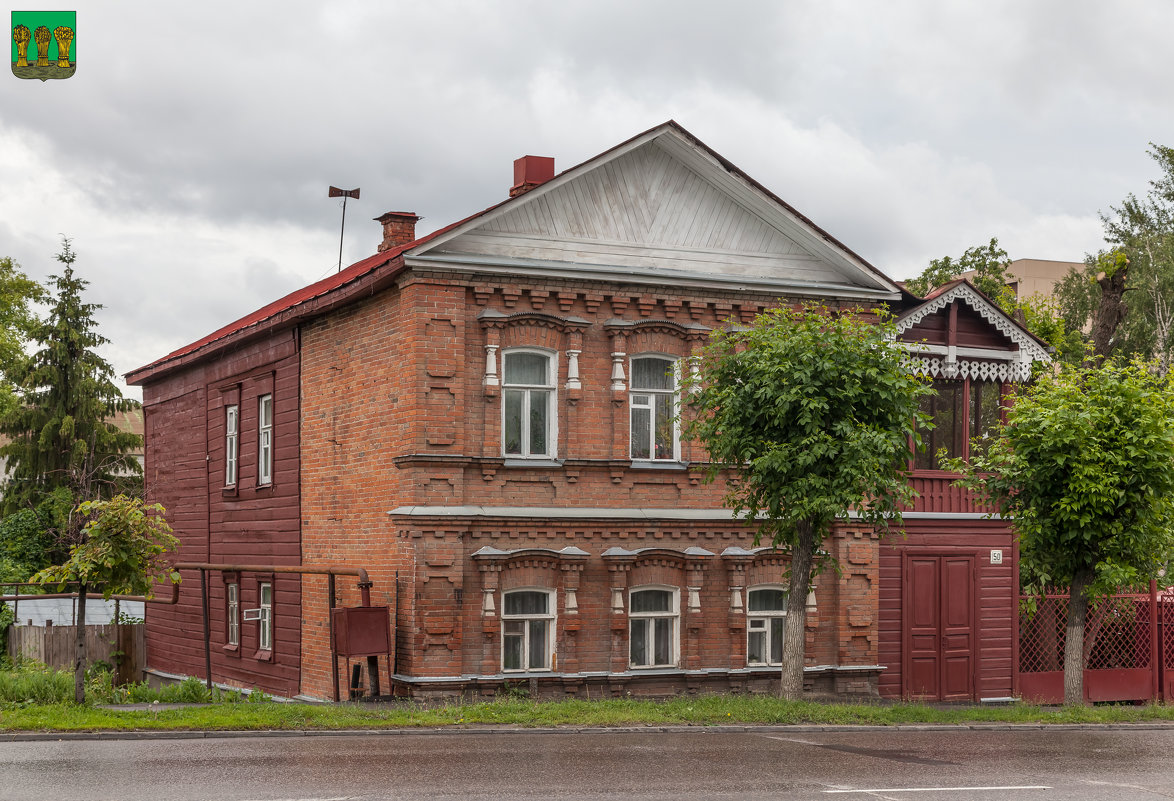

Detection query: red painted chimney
(510, 156), (555, 197)
(375, 211), (420, 252)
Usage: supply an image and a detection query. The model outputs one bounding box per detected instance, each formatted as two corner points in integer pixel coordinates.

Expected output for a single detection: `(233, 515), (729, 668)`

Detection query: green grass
(3, 692), (1174, 732)
(2, 664), (1173, 732)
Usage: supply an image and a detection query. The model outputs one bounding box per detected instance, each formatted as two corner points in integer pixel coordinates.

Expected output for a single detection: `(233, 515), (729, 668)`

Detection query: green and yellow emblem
(12, 11), (75, 81)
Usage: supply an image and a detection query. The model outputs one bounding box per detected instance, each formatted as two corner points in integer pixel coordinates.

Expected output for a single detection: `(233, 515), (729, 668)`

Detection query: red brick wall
(293, 270), (892, 698)
(391, 516), (876, 694)
(298, 284), (421, 698)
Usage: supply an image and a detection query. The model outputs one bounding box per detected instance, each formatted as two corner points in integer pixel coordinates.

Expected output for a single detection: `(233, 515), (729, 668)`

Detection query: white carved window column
(565, 329), (584, 395)
(609, 331), (628, 392)
(484, 327), (501, 389)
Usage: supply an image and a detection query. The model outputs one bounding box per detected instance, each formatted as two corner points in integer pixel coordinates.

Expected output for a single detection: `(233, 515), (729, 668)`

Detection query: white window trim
(500, 587), (557, 673)
(225, 405), (239, 486)
(258, 394), (273, 485)
(258, 581), (273, 651)
(628, 354), (681, 463)
(746, 584), (787, 667)
(226, 582), (239, 647)
(628, 585), (680, 669)
(501, 348), (558, 459)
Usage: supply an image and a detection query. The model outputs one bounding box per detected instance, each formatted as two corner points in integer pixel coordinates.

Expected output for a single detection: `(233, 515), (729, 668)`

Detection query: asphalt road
(1, 727), (1172, 800)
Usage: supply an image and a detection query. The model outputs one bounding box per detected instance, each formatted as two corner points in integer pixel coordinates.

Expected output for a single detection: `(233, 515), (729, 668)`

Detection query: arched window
(746, 586), (787, 666)
(629, 586), (679, 668)
(502, 589), (555, 672)
(502, 350), (556, 458)
(629, 355), (678, 461)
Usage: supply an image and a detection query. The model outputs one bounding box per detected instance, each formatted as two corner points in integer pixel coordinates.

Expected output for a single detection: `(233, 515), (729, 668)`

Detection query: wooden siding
(436, 141), (851, 287)
(900, 300), (1018, 352)
(142, 329), (302, 698)
(878, 519), (1016, 700)
(908, 474), (991, 515)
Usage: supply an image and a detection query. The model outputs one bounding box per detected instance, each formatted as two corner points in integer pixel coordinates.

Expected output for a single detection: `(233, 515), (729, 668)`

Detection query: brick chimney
(375, 211), (421, 252)
(510, 156), (555, 197)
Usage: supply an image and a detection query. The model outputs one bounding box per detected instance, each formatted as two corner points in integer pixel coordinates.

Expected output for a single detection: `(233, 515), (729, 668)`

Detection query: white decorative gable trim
(903, 354), (1032, 382)
(896, 283), (1049, 382)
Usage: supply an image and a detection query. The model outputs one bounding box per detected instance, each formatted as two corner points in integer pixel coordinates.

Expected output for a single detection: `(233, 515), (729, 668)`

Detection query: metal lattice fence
(1162, 596), (1174, 671)
(1019, 592), (1152, 674)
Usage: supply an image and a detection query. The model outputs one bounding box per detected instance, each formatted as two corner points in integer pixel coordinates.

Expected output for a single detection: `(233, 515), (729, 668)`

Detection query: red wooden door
(903, 554), (975, 701)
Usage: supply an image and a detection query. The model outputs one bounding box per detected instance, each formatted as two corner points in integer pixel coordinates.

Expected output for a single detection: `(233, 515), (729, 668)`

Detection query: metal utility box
(331, 606), (390, 657)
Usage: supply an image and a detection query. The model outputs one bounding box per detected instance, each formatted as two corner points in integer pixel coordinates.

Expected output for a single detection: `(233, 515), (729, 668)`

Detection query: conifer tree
(0, 240), (141, 522)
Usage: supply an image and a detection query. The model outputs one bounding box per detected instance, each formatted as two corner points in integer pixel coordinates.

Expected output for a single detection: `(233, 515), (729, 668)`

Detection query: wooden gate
(903, 554), (976, 700)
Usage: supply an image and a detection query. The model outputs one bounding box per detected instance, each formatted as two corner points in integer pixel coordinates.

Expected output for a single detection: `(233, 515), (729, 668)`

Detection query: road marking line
(239, 797), (359, 801)
(824, 787), (1050, 794)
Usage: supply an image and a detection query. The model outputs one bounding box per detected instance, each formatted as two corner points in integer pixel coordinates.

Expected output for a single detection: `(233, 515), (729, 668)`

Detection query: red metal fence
(1018, 582), (1166, 703)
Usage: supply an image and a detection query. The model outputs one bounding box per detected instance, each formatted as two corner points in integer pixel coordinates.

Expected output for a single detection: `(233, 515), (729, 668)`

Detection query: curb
(5, 722), (1174, 742)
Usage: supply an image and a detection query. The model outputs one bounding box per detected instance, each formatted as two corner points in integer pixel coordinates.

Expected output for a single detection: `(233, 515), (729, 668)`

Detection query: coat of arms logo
(12, 11), (75, 81)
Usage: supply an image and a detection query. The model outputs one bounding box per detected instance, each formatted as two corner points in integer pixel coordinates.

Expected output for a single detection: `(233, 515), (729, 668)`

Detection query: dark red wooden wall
(140, 329), (302, 698)
(878, 516), (1016, 701)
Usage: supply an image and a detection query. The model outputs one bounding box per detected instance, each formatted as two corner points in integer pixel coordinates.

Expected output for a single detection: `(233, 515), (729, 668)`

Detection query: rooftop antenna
(328, 186), (360, 272)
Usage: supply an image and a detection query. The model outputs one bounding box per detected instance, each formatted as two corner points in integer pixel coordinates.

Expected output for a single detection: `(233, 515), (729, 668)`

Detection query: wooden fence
(6, 623), (145, 685)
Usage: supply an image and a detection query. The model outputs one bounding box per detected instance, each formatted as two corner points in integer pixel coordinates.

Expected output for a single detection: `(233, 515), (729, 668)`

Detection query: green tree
(905, 238), (1014, 310)
(0, 240), (141, 518)
(0, 256), (46, 420)
(685, 305), (930, 699)
(949, 360), (1174, 705)
(1057, 145), (1174, 373)
(33, 495), (180, 703)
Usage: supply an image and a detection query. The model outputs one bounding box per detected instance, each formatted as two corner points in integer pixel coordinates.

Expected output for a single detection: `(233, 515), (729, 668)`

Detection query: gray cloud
(1, 0), (1169, 399)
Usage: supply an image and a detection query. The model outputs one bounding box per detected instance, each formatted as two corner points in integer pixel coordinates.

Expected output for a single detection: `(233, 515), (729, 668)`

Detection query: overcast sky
(4, 1), (1172, 399)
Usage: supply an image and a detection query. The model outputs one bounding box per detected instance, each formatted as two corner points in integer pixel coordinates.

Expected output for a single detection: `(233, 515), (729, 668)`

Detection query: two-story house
(127, 122), (1048, 701)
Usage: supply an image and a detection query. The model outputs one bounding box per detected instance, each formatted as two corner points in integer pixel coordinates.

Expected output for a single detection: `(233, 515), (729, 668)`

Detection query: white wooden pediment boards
(415, 132), (897, 296)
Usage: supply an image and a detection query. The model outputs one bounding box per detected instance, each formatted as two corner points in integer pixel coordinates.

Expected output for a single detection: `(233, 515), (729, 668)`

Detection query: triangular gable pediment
(408, 123), (900, 300)
(897, 282), (1051, 382)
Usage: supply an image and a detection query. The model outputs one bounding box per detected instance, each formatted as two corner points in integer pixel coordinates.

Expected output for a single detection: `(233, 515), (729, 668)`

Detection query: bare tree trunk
(779, 520), (816, 700)
(74, 582), (87, 704)
(1091, 264), (1129, 361)
(1063, 569), (1093, 706)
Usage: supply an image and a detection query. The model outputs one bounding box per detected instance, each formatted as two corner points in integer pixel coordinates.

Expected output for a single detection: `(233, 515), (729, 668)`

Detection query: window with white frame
(258, 581), (273, 651)
(226, 582), (239, 647)
(746, 586), (787, 666)
(629, 356), (678, 461)
(225, 405), (239, 486)
(502, 350), (555, 458)
(501, 589), (555, 672)
(258, 394), (273, 485)
(629, 587), (678, 668)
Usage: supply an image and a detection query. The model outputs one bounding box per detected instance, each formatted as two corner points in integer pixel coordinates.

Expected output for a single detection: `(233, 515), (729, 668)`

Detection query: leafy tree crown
(684, 305), (931, 551)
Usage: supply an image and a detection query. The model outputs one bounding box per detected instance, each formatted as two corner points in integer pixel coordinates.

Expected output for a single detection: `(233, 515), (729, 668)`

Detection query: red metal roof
(126, 202), (508, 384)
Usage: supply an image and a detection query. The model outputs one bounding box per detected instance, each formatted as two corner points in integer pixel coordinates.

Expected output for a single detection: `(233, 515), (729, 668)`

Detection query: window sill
(629, 664), (679, 671)
(502, 458), (563, 469)
(254, 483), (274, 493)
(221, 485), (238, 498)
(502, 669), (555, 675)
(628, 460), (689, 471)
(252, 648), (274, 663)
(222, 643), (240, 657)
